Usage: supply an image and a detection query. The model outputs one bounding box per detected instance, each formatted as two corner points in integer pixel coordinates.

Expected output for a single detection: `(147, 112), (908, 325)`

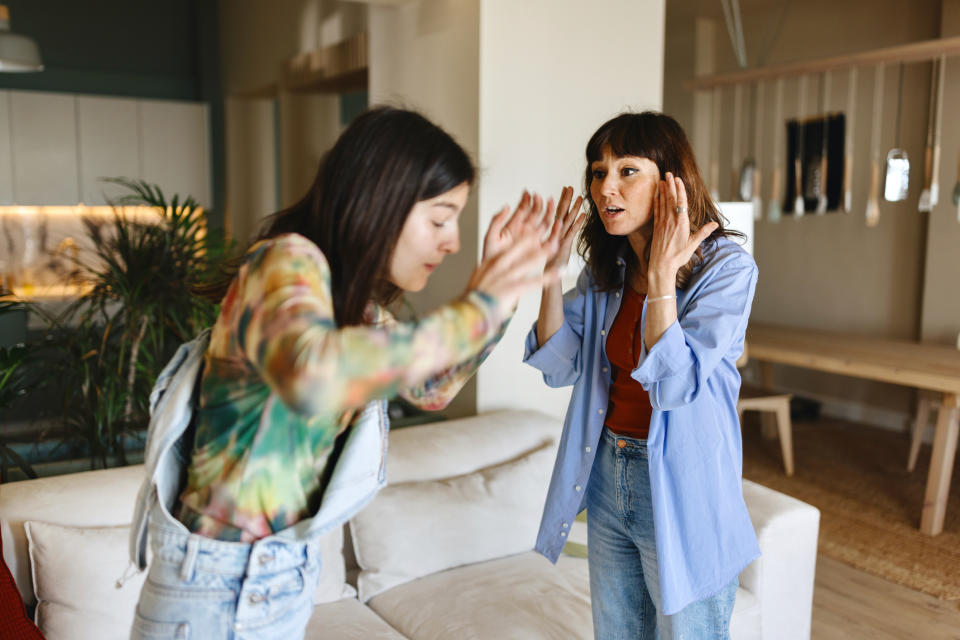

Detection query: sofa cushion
(367, 551), (592, 640)
(24, 519), (353, 640)
(350, 442), (556, 601)
(304, 597), (406, 639)
(26, 522), (144, 640)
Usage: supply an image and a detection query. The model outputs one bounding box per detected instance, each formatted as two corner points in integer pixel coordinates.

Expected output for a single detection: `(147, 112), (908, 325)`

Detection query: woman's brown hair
(578, 111), (743, 292)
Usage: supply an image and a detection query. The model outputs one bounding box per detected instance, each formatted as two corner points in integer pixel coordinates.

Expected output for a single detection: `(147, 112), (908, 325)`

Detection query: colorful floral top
(177, 233), (507, 541)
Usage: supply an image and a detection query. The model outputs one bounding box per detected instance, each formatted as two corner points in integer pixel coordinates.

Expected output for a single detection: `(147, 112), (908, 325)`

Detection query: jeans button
(248, 592), (265, 604)
(617, 439), (627, 449)
(258, 553), (273, 566)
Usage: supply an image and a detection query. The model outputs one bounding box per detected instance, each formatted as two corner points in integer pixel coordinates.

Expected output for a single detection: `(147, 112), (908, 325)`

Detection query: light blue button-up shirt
(524, 236), (761, 615)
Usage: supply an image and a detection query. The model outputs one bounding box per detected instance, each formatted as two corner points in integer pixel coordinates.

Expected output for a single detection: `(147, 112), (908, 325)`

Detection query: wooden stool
(908, 332), (960, 472)
(908, 393), (960, 472)
(738, 384), (795, 476)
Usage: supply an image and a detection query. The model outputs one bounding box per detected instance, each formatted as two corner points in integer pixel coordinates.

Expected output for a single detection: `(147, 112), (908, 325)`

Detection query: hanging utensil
(884, 63), (909, 202)
(866, 64), (884, 227)
(919, 58), (937, 212)
(793, 76), (807, 216)
(953, 146), (960, 209)
(738, 83), (758, 202)
(769, 77), (784, 223)
(732, 83), (744, 199)
(843, 67), (857, 213)
(816, 71), (830, 213)
(930, 55), (946, 210)
(794, 75), (807, 215)
(710, 86), (721, 201)
(750, 81), (765, 218)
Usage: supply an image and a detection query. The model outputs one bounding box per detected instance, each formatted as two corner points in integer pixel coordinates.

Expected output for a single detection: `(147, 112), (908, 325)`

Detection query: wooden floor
(812, 555), (960, 639)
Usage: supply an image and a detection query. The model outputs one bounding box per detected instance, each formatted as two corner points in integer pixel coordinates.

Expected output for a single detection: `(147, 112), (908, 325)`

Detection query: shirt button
(600, 330), (606, 336)
(602, 367), (608, 373)
(585, 446), (591, 453)
(617, 439), (627, 448)
(562, 522), (569, 529)
(598, 409), (604, 415)
(575, 485), (582, 492)
(616, 292), (621, 297)
(258, 553), (273, 566)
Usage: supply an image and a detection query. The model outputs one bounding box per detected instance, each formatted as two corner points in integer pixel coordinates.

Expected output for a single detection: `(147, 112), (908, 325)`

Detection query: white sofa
(0, 409), (820, 640)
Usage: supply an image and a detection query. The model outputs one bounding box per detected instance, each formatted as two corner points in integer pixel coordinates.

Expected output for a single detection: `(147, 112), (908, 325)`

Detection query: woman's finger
(691, 221), (719, 248)
(675, 176), (688, 213)
(665, 172), (679, 213)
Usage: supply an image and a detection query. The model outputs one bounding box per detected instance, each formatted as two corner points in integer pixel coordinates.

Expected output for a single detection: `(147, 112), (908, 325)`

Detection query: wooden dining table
(745, 322), (960, 536)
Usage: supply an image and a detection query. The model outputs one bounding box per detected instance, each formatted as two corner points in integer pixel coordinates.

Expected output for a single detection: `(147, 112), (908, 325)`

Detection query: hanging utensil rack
(686, 35), (960, 90)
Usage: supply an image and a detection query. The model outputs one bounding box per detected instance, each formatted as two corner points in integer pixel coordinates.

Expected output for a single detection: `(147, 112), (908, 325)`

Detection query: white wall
(368, 0), (482, 418)
(475, 0), (665, 417)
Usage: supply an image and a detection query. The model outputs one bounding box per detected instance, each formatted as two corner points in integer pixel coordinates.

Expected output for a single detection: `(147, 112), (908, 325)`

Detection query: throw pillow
(350, 442), (556, 602)
(26, 522), (144, 640)
(25, 521), (353, 640)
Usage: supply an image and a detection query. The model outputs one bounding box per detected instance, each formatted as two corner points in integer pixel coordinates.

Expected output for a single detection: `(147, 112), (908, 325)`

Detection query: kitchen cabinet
(0, 91), (211, 208)
(139, 100), (211, 207)
(10, 91), (80, 206)
(77, 95), (141, 206)
(0, 92), (12, 205)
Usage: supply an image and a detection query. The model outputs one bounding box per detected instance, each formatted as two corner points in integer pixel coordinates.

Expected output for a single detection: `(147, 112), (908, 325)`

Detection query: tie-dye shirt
(178, 233), (508, 541)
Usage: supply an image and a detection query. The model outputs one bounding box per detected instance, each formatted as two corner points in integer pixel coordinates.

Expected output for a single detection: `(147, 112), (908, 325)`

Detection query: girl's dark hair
(201, 106), (475, 326)
(578, 111), (743, 292)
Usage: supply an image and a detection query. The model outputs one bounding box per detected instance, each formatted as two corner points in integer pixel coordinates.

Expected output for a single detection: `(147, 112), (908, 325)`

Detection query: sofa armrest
(740, 479), (820, 640)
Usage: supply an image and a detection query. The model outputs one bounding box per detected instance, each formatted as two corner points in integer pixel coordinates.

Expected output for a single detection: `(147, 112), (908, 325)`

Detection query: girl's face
(388, 181), (469, 292)
(589, 147), (660, 238)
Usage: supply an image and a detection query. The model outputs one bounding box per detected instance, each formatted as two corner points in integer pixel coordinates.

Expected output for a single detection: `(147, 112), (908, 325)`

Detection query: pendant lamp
(0, 5), (43, 72)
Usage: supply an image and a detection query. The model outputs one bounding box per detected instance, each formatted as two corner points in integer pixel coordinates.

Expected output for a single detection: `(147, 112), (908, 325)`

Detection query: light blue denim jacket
(129, 329), (388, 569)
(524, 236), (761, 615)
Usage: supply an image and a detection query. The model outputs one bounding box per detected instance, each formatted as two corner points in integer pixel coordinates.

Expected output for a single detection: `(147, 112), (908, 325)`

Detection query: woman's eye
(591, 170), (606, 180)
(432, 221), (446, 229)
(621, 167), (637, 177)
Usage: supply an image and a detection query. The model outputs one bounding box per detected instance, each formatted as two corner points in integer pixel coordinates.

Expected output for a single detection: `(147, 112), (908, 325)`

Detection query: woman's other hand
(648, 173), (718, 284)
(543, 186), (586, 276)
(482, 191), (550, 261)
(471, 192), (560, 317)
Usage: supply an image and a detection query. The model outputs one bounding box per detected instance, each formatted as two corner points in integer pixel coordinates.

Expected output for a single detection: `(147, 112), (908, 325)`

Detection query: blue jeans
(586, 428), (737, 640)
(130, 506), (323, 640)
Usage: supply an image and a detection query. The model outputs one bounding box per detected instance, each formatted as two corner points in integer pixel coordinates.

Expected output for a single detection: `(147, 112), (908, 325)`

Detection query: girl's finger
(486, 204), (511, 240)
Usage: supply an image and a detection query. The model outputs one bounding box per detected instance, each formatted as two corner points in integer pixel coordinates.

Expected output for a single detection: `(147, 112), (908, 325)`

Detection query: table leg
(759, 361), (778, 440)
(920, 393), (960, 535)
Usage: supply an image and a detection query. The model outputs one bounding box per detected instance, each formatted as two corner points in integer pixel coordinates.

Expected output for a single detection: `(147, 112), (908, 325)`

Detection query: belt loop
(180, 536), (200, 583)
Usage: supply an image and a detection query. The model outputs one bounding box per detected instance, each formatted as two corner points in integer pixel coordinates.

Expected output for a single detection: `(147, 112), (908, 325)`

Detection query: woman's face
(589, 147), (660, 238)
(388, 181), (470, 292)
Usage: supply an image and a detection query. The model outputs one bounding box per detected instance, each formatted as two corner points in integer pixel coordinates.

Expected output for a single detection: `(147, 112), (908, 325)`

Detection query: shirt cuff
(631, 319), (688, 384)
(523, 320), (580, 369)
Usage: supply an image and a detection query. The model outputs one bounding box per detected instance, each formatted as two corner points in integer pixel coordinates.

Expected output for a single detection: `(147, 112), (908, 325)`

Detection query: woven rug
(742, 415), (960, 601)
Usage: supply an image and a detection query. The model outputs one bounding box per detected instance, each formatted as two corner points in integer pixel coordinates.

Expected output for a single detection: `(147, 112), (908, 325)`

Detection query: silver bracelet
(646, 295), (675, 304)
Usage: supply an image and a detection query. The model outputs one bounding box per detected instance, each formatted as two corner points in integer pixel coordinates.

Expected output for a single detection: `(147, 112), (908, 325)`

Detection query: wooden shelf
(283, 32), (368, 94)
(687, 34), (960, 90)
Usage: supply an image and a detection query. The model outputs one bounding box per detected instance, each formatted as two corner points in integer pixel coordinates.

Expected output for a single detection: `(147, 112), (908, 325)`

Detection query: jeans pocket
(132, 610), (191, 639)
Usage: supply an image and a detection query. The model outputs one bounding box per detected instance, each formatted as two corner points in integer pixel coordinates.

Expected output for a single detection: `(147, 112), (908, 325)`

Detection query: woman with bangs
(525, 111), (760, 639)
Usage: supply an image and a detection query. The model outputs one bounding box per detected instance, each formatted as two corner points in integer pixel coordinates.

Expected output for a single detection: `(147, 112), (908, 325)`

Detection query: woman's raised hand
(470, 191), (560, 317)
(648, 173), (718, 281)
(543, 186), (586, 275)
